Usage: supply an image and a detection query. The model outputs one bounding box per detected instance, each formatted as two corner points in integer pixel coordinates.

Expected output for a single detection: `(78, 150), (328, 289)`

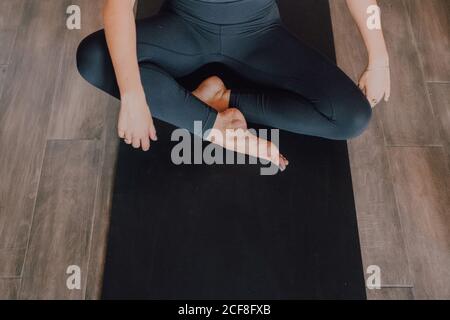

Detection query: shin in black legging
(76, 0), (372, 140)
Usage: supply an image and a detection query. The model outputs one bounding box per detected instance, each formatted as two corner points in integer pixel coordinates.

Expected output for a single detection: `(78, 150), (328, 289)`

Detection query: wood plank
(85, 0), (132, 299)
(20, 140), (100, 300)
(0, 248), (25, 277)
(47, 0), (109, 140)
(0, 279), (20, 300)
(0, 0), (70, 257)
(85, 106), (120, 300)
(427, 83), (450, 143)
(388, 147), (450, 299)
(330, 0), (413, 300)
(0, 0), (26, 64)
(427, 83), (450, 171)
(0, 30), (17, 65)
(0, 0), (26, 116)
(349, 114), (415, 300)
(404, 0), (450, 82)
(0, 0), (446, 301)
(376, 0), (440, 146)
(47, 0), (119, 299)
(0, 65), (7, 100)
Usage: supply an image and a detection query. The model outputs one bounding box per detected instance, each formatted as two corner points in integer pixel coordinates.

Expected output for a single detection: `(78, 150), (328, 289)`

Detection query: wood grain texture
(0, 279), (20, 300)
(0, 0), (70, 253)
(0, 0), (26, 65)
(404, 0), (450, 82)
(20, 140), (100, 300)
(348, 114), (414, 300)
(330, 0), (413, 300)
(427, 83), (450, 171)
(388, 147), (450, 299)
(0, 248), (25, 277)
(0, 0), (26, 118)
(0, 30), (17, 65)
(47, 0), (109, 140)
(84, 103), (120, 300)
(0, 64), (7, 100)
(85, 0), (137, 299)
(0, 0), (448, 300)
(377, 0), (440, 146)
(427, 83), (450, 143)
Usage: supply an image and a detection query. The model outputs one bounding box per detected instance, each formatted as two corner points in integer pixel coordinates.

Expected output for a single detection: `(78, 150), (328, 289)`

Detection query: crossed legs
(76, 14), (371, 171)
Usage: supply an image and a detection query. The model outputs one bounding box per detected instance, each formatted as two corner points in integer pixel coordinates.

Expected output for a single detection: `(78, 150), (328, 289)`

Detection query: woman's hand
(358, 65), (391, 108)
(345, 0), (390, 107)
(118, 91), (158, 151)
(103, 0), (156, 151)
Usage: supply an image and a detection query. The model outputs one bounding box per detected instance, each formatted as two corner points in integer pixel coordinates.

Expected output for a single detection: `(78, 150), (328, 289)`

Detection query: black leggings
(76, 0), (372, 140)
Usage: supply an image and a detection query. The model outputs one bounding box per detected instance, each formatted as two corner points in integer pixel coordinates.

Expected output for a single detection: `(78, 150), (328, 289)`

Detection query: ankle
(219, 89), (231, 108)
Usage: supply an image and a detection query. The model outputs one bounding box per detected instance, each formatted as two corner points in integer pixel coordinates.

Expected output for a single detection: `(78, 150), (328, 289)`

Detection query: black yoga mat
(102, 0), (366, 300)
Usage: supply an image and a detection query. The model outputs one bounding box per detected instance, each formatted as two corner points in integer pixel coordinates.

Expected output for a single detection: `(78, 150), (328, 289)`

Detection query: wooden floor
(0, 0), (448, 300)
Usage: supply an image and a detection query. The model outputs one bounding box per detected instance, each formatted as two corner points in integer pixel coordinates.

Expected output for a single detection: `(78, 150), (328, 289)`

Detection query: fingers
(119, 118), (156, 152)
(359, 77), (380, 107)
(384, 87), (391, 102)
(123, 131), (154, 152)
(361, 68), (392, 105)
(367, 86), (391, 107)
(358, 71), (367, 91)
(132, 136), (141, 149)
(365, 85), (383, 107)
(118, 128), (125, 139)
(370, 95), (382, 108)
(124, 131), (133, 145)
(141, 136), (151, 152)
(385, 73), (391, 102)
(149, 125), (158, 142)
(121, 128), (156, 151)
(358, 80), (365, 91)
(359, 80), (367, 97)
(118, 97), (157, 151)
(368, 94), (378, 107)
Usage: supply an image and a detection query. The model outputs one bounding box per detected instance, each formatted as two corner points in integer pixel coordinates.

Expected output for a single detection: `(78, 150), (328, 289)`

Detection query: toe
(279, 156), (286, 171)
(281, 154), (289, 166)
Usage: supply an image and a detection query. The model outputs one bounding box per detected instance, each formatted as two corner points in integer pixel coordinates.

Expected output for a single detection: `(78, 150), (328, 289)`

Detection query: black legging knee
(76, 0), (372, 140)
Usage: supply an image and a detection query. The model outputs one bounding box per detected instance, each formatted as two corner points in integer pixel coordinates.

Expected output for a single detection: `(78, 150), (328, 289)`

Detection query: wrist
(121, 87), (146, 101)
(368, 52), (390, 68)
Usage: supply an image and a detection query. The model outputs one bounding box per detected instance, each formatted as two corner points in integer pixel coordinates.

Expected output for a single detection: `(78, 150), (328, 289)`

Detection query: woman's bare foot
(194, 76), (289, 171)
(193, 76), (231, 113)
(207, 108), (289, 172)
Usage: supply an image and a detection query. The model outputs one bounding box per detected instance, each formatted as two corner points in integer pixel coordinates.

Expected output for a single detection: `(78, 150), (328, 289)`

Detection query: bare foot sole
(208, 108), (289, 171)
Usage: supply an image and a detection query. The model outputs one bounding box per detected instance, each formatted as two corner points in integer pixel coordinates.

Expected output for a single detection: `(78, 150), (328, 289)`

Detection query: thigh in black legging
(76, 12), (218, 134)
(222, 25), (372, 140)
